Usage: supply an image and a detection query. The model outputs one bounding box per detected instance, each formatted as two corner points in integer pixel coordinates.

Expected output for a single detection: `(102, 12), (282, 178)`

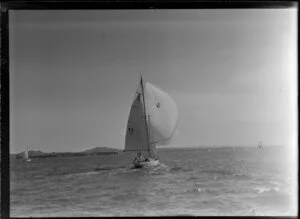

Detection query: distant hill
(11, 147), (121, 159)
(81, 147), (121, 154)
(12, 150), (46, 159)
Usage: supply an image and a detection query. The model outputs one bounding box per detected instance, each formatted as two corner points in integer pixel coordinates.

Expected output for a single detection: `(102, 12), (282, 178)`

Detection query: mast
(140, 75), (151, 156)
(25, 146), (27, 158)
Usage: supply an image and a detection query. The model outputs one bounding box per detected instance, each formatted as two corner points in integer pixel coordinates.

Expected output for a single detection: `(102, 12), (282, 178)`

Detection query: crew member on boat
(134, 152), (145, 163)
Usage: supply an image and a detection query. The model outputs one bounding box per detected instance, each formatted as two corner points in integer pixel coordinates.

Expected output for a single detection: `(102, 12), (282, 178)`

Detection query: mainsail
(124, 82), (148, 152)
(24, 147), (29, 160)
(124, 76), (178, 157)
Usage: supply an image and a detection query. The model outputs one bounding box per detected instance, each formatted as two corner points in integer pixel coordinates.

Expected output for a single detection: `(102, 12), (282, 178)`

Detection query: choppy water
(10, 146), (297, 216)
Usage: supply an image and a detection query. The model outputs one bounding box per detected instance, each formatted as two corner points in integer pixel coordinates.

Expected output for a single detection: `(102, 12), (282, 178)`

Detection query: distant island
(12, 147), (122, 159)
(11, 144), (284, 160)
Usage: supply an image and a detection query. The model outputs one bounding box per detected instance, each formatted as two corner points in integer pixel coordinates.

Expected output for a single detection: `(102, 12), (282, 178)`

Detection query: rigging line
(140, 75), (150, 157)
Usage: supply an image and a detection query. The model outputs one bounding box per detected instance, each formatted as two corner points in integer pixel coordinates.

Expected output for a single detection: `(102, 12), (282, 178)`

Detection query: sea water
(10, 146), (297, 216)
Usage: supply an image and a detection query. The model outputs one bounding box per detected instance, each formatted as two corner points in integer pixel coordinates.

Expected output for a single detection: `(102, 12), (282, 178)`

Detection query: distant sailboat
(258, 141), (263, 150)
(24, 146), (31, 162)
(124, 75), (178, 168)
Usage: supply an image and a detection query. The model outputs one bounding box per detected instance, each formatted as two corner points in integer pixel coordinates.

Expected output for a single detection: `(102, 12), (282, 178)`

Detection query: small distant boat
(124, 75), (178, 168)
(258, 141), (263, 150)
(23, 146), (31, 162)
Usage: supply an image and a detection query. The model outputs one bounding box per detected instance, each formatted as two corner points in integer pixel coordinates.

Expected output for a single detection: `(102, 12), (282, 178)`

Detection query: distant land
(11, 147), (122, 159)
(10, 144), (286, 159)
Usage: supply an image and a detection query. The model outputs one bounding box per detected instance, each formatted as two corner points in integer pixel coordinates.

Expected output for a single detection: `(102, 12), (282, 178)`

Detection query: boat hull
(132, 158), (160, 169)
(23, 159), (31, 162)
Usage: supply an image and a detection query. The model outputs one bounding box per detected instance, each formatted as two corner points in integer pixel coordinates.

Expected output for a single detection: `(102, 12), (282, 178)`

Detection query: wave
(11, 147), (294, 217)
(64, 165), (132, 177)
(169, 166), (194, 173)
(169, 167), (182, 172)
(254, 187), (280, 194)
(94, 166), (116, 171)
(232, 173), (252, 180)
(184, 186), (209, 194)
(65, 171), (100, 177)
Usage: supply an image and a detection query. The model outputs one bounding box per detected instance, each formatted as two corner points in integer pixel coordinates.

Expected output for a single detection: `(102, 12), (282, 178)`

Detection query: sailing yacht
(23, 146), (31, 162)
(124, 75), (178, 168)
(258, 141), (263, 150)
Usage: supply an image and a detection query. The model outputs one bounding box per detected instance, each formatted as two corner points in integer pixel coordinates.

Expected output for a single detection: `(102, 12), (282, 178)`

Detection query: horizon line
(9, 144), (286, 154)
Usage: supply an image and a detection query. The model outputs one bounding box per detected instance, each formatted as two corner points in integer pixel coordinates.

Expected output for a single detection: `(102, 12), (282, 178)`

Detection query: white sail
(124, 77), (178, 156)
(24, 148), (29, 160)
(124, 83), (148, 152)
(144, 82), (178, 145)
(258, 141), (263, 149)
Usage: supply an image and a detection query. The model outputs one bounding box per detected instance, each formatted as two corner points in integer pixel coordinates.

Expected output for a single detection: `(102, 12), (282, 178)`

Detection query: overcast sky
(10, 9), (297, 153)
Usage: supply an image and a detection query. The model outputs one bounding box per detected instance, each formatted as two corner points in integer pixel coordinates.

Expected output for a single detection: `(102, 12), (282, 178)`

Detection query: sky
(9, 9), (297, 153)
